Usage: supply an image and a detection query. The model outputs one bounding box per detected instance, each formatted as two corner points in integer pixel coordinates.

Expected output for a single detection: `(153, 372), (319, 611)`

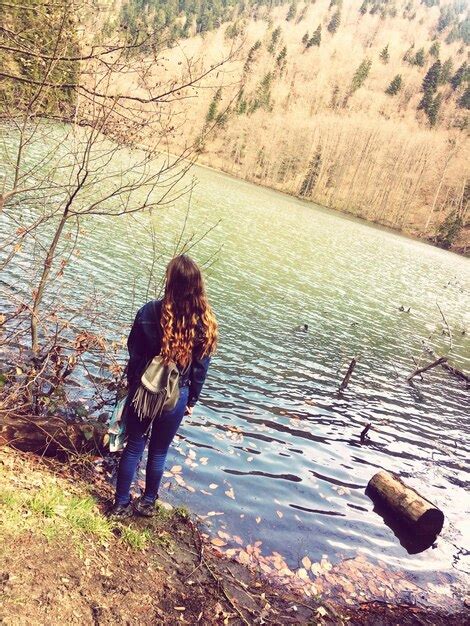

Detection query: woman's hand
(185, 406), (193, 416)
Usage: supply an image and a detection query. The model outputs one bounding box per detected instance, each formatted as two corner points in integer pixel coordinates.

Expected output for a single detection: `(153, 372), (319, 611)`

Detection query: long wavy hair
(160, 255), (218, 367)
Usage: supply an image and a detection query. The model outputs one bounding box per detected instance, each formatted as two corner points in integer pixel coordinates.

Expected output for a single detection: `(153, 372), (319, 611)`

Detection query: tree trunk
(0, 414), (107, 457)
(366, 470), (444, 537)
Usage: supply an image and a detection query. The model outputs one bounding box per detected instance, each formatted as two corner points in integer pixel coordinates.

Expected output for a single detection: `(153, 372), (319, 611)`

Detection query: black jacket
(126, 299), (211, 408)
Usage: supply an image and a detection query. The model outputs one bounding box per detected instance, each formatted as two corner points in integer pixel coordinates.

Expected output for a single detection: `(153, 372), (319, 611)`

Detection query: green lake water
(2, 129), (469, 605)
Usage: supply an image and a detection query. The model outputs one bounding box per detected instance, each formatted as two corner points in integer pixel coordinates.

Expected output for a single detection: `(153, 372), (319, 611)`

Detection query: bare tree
(1, 0), (234, 353)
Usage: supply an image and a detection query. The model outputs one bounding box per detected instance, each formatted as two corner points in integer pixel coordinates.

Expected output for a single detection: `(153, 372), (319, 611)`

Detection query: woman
(110, 255), (218, 518)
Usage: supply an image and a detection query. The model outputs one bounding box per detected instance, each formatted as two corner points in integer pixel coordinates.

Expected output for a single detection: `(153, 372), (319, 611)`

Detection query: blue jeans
(114, 385), (189, 506)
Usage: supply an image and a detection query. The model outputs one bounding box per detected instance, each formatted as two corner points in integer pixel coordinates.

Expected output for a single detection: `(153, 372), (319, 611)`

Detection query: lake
(1, 135), (469, 606)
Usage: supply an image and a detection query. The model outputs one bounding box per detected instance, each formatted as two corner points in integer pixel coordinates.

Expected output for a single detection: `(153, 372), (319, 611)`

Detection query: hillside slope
(110, 0), (469, 252)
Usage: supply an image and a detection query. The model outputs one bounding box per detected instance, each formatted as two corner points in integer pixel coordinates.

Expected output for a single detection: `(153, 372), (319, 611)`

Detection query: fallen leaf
(238, 550), (250, 565)
(276, 511), (283, 518)
(302, 556), (312, 570)
(211, 538), (227, 547)
(209, 483), (218, 489)
(296, 568), (310, 581)
(255, 516), (261, 524)
(225, 487), (235, 499)
(170, 465), (182, 474)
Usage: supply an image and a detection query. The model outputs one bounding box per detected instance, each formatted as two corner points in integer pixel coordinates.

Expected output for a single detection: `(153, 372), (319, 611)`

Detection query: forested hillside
(2, 0), (468, 251)
(103, 0), (469, 252)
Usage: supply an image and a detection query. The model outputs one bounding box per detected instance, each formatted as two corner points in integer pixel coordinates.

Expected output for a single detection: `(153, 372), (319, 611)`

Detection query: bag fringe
(132, 386), (167, 422)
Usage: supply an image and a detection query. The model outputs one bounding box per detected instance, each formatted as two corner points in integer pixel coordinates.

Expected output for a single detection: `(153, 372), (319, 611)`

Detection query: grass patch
(118, 524), (152, 550)
(172, 505), (190, 520)
(0, 482), (114, 545)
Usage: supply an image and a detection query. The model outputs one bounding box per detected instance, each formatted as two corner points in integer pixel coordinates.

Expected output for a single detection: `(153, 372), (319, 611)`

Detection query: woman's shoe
(108, 501), (133, 518)
(133, 496), (156, 517)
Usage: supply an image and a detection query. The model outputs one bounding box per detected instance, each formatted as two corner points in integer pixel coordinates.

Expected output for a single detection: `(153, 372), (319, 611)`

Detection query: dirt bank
(0, 446), (467, 625)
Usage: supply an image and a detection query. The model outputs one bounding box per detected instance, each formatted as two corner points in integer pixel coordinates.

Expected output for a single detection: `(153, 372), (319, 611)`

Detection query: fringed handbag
(131, 354), (180, 423)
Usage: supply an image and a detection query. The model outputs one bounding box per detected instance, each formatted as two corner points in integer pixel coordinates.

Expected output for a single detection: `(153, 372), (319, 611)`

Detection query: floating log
(339, 357), (357, 392)
(0, 414), (106, 457)
(366, 470), (444, 537)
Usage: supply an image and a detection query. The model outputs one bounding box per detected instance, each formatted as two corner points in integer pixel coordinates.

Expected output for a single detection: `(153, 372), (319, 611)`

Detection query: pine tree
(440, 58), (454, 84)
(268, 26), (282, 53)
(435, 210), (464, 249)
(307, 25), (322, 48)
(418, 61), (442, 125)
(286, 3), (296, 22)
(243, 40), (261, 73)
(429, 41), (440, 58)
(350, 58), (372, 93)
(276, 46), (287, 69)
(379, 44), (390, 64)
(206, 88), (222, 123)
(359, 1), (367, 15)
(422, 60), (442, 94)
(413, 48), (426, 67)
(458, 86), (470, 109)
(386, 74), (403, 95)
(302, 32), (309, 46)
(427, 93), (442, 126)
(450, 62), (468, 90)
(418, 90), (433, 112)
(327, 11), (341, 34)
(299, 149), (322, 196)
(403, 44), (415, 64)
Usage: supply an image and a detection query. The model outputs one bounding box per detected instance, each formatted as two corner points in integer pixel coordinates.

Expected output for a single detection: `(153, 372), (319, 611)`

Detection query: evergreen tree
(359, 1), (367, 15)
(379, 44), (390, 64)
(307, 25), (322, 48)
(250, 73), (273, 112)
(458, 85), (470, 109)
(427, 93), (442, 126)
(302, 32), (309, 46)
(276, 46), (287, 69)
(350, 58), (372, 93)
(418, 90), (433, 112)
(435, 210), (464, 249)
(439, 58), (454, 84)
(243, 40), (262, 73)
(403, 44), (415, 64)
(268, 26), (282, 53)
(286, 3), (296, 21)
(206, 88), (222, 123)
(422, 60), (442, 94)
(299, 150), (322, 196)
(450, 62), (468, 90)
(386, 74), (403, 95)
(429, 41), (440, 58)
(413, 48), (426, 67)
(327, 11), (341, 34)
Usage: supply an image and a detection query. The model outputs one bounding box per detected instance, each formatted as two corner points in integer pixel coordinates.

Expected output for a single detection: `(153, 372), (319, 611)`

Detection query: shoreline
(1, 445), (467, 625)
(189, 152), (469, 258)
(2, 116), (467, 257)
